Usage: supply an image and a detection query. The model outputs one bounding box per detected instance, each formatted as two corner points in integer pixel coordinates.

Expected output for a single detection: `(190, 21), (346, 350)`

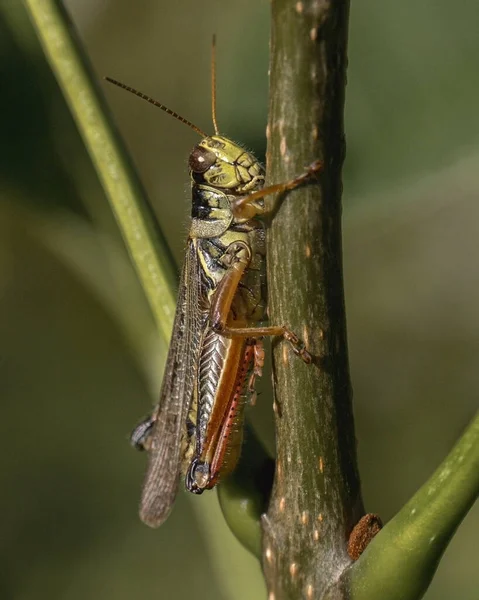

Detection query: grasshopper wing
(139, 240), (205, 527)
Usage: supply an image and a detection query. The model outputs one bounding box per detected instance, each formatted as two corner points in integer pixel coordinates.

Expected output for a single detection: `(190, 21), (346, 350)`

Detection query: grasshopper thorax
(189, 135), (264, 195)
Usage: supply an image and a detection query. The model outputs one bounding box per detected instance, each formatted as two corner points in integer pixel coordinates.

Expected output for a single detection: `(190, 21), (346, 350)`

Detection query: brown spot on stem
(347, 514), (383, 560)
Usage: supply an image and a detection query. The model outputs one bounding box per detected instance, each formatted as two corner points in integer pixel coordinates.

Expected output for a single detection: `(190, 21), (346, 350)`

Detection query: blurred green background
(1, 1), (478, 599)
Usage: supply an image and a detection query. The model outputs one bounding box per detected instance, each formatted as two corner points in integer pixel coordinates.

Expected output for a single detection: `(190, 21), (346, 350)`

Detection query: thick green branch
(262, 1), (358, 598)
(23, 0), (176, 339)
(344, 412), (479, 600)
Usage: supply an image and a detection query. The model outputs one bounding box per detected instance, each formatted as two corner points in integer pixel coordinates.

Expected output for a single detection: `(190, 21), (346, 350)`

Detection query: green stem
(218, 424), (274, 557)
(345, 412), (479, 600)
(23, 0), (176, 339)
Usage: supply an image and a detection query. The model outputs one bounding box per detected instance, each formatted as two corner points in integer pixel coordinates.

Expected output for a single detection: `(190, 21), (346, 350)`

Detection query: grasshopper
(106, 38), (321, 527)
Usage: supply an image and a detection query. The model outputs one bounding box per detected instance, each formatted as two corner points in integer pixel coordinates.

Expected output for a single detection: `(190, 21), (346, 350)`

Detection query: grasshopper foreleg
(231, 159), (323, 220)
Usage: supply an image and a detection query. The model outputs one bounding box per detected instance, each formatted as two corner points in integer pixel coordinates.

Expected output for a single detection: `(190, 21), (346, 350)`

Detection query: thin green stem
(218, 424), (274, 557)
(23, 0), (177, 339)
(344, 412), (479, 600)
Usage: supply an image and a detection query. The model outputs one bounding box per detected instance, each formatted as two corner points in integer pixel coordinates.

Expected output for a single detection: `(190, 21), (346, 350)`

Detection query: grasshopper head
(189, 135), (264, 194)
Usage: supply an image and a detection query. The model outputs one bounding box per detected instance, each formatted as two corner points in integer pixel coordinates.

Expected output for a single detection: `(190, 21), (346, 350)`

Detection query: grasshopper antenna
(104, 77), (208, 138)
(211, 35), (220, 135)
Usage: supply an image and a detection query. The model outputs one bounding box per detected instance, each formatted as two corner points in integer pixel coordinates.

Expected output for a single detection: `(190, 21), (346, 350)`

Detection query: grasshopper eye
(189, 146), (217, 173)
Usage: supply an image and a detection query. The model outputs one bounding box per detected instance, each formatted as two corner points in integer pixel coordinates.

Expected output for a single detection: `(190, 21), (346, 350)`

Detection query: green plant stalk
(344, 412), (479, 600)
(262, 0), (358, 598)
(23, 0), (177, 339)
(218, 423), (274, 557)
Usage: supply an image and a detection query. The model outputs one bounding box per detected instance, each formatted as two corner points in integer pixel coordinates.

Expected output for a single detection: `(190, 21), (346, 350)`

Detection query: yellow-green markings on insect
(106, 37), (322, 527)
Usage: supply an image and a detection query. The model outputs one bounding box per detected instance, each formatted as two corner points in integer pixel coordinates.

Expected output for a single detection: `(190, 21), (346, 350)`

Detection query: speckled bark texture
(262, 1), (362, 598)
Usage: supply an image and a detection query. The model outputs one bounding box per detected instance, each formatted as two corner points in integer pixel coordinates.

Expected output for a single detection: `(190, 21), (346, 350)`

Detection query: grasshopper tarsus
(283, 329), (312, 364)
(281, 159), (323, 192)
(306, 159), (323, 176)
(295, 347), (313, 364)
